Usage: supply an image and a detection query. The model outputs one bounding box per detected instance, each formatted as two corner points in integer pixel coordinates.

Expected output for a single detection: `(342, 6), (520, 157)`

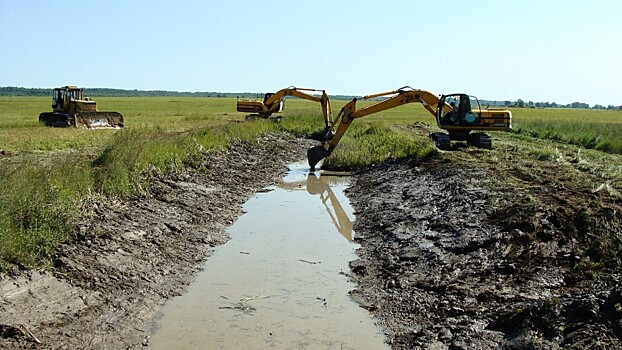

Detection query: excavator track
(467, 133), (492, 149)
(38, 112), (73, 127)
(429, 132), (451, 150)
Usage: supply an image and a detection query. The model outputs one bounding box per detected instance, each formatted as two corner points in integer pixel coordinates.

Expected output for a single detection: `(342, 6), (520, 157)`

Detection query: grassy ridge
(0, 156), (83, 268)
(0, 97), (620, 270)
(323, 122), (436, 168)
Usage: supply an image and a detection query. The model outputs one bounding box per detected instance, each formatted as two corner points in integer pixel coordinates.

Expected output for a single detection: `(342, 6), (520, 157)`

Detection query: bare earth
(1, 133), (621, 349)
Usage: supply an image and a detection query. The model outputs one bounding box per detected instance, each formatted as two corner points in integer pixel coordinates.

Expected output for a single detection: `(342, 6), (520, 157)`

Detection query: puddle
(148, 161), (388, 349)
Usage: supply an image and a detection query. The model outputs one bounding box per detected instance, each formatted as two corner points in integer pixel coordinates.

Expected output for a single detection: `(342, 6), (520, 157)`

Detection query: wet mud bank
(345, 156), (622, 349)
(0, 134), (316, 349)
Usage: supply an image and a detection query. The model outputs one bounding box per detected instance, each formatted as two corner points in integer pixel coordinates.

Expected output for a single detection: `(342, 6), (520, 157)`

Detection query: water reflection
(148, 162), (388, 349)
(278, 173), (353, 241)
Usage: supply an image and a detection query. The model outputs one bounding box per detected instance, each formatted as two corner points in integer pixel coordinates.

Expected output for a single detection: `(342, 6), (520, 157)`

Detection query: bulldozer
(307, 86), (512, 169)
(236, 86), (333, 130)
(38, 86), (124, 129)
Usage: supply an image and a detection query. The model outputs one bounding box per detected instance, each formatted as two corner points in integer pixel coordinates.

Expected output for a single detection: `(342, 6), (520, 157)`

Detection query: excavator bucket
(75, 112), (124, 129)
(307, 145), (331, 170)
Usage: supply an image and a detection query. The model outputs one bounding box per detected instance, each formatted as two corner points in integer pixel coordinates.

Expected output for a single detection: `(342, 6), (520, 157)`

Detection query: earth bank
(0, 134), (315, 349)
(346, 154), (621, 349)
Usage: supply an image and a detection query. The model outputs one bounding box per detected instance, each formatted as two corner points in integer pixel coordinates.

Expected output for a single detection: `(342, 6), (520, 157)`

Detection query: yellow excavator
(307, 86), (512, 169)
(236, 86), (333, 130)
(39, 86), (124, 129)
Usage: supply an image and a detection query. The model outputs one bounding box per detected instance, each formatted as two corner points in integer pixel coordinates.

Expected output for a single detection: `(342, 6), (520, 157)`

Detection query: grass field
(509, 107), (622, 154)
(0, 96), (620, 270)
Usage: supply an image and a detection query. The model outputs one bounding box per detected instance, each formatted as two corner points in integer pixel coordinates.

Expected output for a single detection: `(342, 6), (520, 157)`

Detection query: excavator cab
(263, 92), (284, 113)
(437, 94), (482, 127)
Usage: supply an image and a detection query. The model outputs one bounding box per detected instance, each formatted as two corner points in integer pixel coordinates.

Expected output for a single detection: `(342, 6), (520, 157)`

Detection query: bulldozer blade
(307, 146), (331, 171)
(76, 112), (124, 129)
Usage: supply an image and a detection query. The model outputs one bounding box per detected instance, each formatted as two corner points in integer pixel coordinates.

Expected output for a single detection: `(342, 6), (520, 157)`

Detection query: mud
(346, 155), (622, 349)
(1, 133), (621, 349)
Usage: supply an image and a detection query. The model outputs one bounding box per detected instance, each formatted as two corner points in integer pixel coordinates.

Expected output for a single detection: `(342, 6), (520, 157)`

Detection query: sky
(1, 0), (620, 106)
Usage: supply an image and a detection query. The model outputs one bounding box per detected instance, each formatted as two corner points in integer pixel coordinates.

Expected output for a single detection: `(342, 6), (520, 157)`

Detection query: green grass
(0, 155), (87, 268)
(0, 96), (620, 270)
(0, 96), (288, 269)
(510, 108), (622, 154)
(323, 122), (436, 168)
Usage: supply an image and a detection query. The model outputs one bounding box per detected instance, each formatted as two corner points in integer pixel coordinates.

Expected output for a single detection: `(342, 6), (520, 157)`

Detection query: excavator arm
(307, 86), (512, 169)
(307, 87), (450, 169)
(237, 86), (333, 129)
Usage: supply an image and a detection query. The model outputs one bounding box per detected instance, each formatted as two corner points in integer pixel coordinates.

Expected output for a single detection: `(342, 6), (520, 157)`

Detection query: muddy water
(149, 161), (388, 349)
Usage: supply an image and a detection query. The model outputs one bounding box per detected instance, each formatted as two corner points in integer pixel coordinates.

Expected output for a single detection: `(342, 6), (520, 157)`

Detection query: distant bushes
(0, 86), (358, 100)
(0, 86), (246, 98)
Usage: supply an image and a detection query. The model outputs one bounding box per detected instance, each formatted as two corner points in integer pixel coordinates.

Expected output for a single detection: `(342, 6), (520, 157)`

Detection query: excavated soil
(1, 133), (621, 349)
(347, 155), (622, 349)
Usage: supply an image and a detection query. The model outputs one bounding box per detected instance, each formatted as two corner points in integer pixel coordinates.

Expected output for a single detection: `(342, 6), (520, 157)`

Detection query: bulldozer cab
(52, 86), (85, 112)
(437, 94), (481, 127)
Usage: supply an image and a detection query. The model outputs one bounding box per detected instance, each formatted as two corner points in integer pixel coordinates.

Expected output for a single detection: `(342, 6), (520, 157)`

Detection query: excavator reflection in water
(278, 173), (353, 241)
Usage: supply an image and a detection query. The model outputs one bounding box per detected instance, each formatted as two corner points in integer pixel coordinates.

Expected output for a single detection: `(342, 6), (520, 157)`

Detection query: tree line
(482, 98), (621, 110)
(1, 87), (619, 109)
(0, 86), (359, 101)
(0, 86), (249, 98)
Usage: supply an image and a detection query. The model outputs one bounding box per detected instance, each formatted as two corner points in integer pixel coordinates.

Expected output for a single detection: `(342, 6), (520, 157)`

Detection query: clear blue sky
(1, 0), (620, 106)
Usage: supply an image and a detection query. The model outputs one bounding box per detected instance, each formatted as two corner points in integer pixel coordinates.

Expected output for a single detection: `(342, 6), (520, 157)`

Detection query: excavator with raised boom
(307, 86), (512, 169)
(39, 86), (124, 129)
(236, 86), (333, 130)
